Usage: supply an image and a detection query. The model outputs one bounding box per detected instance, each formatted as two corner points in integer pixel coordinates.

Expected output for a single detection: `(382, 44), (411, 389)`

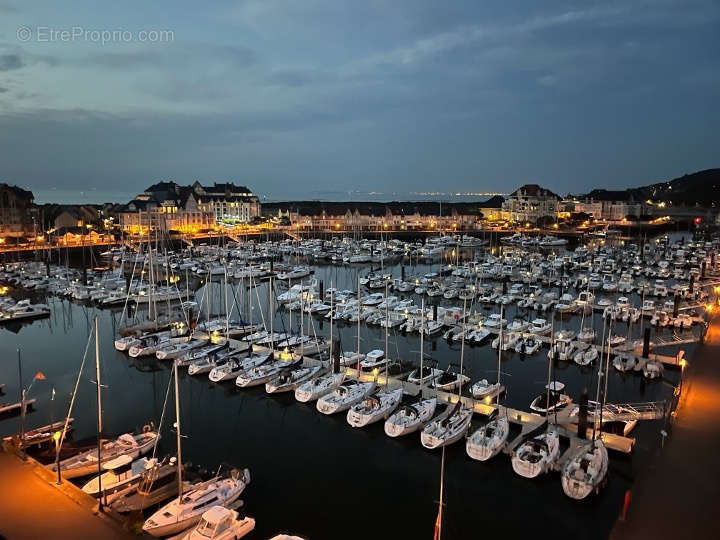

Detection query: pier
(0, 451), (136, 540)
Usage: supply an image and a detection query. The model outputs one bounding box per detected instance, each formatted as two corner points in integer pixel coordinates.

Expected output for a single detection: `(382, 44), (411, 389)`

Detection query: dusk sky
(0, 0), (718, 203)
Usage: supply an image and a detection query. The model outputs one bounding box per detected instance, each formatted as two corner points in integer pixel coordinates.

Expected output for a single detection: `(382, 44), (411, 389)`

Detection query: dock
(0, 451), (138, 540)
(340, 365), (645, 453)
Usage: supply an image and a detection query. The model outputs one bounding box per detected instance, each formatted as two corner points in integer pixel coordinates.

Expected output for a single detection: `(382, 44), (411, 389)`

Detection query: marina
(0, 231), (714, 539)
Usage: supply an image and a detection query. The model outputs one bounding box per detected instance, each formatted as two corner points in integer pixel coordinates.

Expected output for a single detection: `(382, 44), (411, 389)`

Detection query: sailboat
(384, 398), (437, 437)
(421, 401), (473, 450)
(295, 372), (345, 402)
(142, 469), (251, 537)
(513, 321), (562, 478)
(143, 359), (251, 537)
(266, 365), (323, 394)
(209, 352), (272, 383)
(316, 380), (376, 415)
(561, 315), (611, 499)
(511, 427), (561, 478)
(467, 309), (509, 461)
(346, 387), (403, 428)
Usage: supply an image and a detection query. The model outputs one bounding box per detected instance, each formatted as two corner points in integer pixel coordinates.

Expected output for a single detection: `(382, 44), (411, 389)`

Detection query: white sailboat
(384, 398), (437, 437)
(142, 470), (250, 537)
(346, 387), (403, 428)
(316, 380), (376, 415)
(294, 372), (344, 402)
(266, 365), (322, 394)
(421, 402), (473, 450)
(511, 428), (561, 478)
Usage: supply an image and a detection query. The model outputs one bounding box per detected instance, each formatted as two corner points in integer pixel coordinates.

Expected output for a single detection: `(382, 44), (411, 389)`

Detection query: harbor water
(0, 258), (685, 540)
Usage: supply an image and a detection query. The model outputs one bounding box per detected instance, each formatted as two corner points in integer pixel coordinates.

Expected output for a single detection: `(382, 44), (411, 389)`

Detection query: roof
(201, 505), (233, 524)
(0, 183), (34, 201)
(510, 184), (561, 200)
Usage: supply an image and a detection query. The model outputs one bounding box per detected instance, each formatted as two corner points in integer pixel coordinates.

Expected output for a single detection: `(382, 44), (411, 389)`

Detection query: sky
(0, 0), (718, 203)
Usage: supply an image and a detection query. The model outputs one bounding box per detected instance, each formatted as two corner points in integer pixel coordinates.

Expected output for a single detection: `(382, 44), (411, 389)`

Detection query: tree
(536, 215), (556, 228)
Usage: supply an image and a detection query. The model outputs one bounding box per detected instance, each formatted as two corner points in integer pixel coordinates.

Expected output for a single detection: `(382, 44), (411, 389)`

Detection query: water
(0, 260), (684, 539)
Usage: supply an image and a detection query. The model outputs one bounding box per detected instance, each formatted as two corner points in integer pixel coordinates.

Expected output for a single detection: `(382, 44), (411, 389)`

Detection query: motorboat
(109, 457), (183, 513)
(81, 455), (150, 500)
(347, 387), (403, 427)
(384, 398), (437, 437)
(528, 318), (551, 335)
(577, 326), (596, 343)
(407, 366), (443, 386)
(515, 337), (541, 355)
(575, 347), (598, 366)
(470, 379), (501, 400)
(529, 382), (570, 415)
(175, 506), (255, 540)
(359, 349), (386, 372)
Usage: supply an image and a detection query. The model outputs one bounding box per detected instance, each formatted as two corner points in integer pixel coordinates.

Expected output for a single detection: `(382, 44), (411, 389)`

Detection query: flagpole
(18, 348), (25, 458)
(94, 317), (104, 511)
(435, 445), (446, 540)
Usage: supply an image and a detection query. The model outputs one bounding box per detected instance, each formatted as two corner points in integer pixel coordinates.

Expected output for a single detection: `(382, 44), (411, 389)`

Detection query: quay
(0, 451), (139, 540)
(610, 312), (720, 539)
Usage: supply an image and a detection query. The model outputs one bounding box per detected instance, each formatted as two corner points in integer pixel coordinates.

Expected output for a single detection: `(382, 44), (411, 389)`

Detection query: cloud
(0, 54), (23, 71)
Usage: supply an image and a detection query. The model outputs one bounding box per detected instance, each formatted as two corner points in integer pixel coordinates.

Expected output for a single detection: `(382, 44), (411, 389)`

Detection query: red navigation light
(693, 217), (702, 225)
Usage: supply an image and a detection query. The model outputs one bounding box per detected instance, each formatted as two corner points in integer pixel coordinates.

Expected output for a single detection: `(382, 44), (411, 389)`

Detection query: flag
(51, 387), (56, 400)
(433, 511), (442, 540)
(34, 371), (46, 380)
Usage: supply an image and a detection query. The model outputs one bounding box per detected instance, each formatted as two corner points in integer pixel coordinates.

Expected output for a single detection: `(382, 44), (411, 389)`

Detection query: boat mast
(458, 297), (466, 399)
(269, 276), (275, 352)
(356, 273), (361, 369)
(419, 297), (425, 395)
(384, 280), (389, 386)
(329, 279), (334, 372)
(497, 305), (503, 387)
(94, 316), (104, 510)
(434, 445), (446, 540)
(174, 359), (183, 498)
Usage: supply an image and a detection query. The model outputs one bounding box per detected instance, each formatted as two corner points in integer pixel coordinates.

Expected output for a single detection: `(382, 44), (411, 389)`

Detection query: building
(120, 181), (210, 234)
(570, 190), (643, 221)
(262, 199), (503, 231)
(0, 183), (36, 238)
(502, 184), (560, 223)
(119, 181), (260, 234)
(52, 205), (101, 230)
(192, 182), (260, 224)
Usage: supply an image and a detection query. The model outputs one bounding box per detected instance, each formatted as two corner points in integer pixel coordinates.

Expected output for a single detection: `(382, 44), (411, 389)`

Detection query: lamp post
(53, 431), (62, 484)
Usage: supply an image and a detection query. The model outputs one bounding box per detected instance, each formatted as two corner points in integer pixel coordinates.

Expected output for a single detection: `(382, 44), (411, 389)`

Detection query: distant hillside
(580, 169), (720, 206)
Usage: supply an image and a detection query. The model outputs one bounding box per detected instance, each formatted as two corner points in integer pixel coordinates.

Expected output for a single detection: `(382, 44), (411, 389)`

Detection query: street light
(53, 430), (62, 484)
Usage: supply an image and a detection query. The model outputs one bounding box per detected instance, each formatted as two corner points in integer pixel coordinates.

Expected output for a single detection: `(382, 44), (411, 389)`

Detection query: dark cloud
(0, 86), (8, 93)
(0, 54), (23, 71)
